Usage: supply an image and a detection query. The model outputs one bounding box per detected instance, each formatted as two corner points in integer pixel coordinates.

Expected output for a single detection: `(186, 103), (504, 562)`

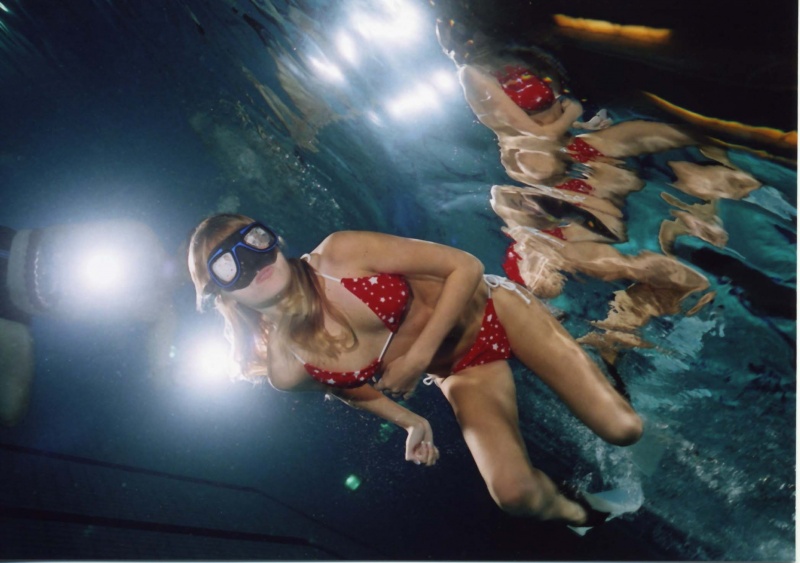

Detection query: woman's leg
(439, 361), (586, 524)
(493, 288), (643, 446)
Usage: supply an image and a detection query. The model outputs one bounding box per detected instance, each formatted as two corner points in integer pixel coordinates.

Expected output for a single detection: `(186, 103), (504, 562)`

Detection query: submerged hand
(374, 352), (428, 400)
(405, 418), (440, 467)
(573, 108), (613, 131)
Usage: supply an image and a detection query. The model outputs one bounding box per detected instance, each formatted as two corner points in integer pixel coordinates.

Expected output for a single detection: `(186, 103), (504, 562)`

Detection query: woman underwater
(188, 214), (643, 527)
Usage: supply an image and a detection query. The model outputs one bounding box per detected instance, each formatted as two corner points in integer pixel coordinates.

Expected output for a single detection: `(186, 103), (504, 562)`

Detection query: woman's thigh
(492, 288), (640, 443)
(439, 362), (537, 492)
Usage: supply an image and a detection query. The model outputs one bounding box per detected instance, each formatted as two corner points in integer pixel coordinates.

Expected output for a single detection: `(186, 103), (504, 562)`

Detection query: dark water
(0, 0), (795, 560)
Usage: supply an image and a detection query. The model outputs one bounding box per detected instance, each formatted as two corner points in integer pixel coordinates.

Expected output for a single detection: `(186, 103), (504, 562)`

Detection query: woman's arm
(271, 377), (440, 466)
(331, 384), (439, 466)
(267, 336), (439, 465)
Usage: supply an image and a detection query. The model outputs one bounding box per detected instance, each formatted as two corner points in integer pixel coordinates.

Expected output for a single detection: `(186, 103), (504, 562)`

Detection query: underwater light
(0, 3), (9, 14)
(344, 474), (362, 491)
(77, 249), (127, 293)
(188, 336), (233, 387)
(386, 83), (440, 119)
(336, 32), (358, 65)
(553, 14), (672, 44)
(349, 0), (422, 46)
(308, 56), (345, 83)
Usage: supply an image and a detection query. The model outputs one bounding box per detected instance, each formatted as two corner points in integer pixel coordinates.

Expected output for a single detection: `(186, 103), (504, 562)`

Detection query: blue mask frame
(206, 222), (279, 291)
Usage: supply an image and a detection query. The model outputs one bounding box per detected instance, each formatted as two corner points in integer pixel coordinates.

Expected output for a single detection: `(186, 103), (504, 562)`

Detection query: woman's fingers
(404, 420), (439, 466)
(415, 441), (439, 466)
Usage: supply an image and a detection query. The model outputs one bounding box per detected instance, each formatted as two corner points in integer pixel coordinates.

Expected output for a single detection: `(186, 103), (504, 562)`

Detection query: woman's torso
(287, 255), (490, 381)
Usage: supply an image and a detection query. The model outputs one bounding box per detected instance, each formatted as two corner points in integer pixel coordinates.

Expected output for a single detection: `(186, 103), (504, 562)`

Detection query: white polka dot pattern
(452, 298), (512, 373)
(302, 273), (411, 389)
(341, 274), (409, 332)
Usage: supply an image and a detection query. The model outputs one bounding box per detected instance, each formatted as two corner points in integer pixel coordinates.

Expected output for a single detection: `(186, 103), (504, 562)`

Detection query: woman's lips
(255, 265), (274, 284)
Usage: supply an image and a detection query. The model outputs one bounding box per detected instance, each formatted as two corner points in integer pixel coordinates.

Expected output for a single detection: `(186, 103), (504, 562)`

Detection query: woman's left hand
(404, 417), (440, 466)
(374, 352), (428, 400)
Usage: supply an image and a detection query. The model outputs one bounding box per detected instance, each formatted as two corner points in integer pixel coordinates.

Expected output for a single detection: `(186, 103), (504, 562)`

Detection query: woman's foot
(558, 482), (612, 527)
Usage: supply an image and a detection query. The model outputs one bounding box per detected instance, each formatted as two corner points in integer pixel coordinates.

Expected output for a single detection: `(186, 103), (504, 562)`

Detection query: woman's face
(223, 250), (292, 311)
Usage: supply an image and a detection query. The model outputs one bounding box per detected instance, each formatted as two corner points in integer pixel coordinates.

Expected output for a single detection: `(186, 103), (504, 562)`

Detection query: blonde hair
(188, 214), (355, 382)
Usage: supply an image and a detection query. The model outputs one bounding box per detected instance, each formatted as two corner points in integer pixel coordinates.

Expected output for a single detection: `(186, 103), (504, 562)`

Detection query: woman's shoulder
(314, 230), (399, 262)
(319, 230), (389, 246)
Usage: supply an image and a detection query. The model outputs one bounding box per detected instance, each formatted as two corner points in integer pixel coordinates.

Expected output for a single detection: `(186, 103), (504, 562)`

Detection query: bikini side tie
(422, 274), (531, 388)
(484, 274), (532, 305)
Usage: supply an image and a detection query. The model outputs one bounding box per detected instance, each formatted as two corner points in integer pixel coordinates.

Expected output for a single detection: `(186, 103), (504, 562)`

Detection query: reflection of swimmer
(658, 147), (760, 255)
(577, 282), (715, 365)
(493, 184), (711, 299)
(491, 184), (625, 244)
(0, 221), (180, 427)
(564, 161), (645, 207)
(502, 224), (714, 363)
(443, 27), (717, 368)
(457, 64), (707, 184)
(659, 193), (728, 255)
(189, 214), (643, 528)
(501, 223), (710, 303)
(668, 150), (762, 202)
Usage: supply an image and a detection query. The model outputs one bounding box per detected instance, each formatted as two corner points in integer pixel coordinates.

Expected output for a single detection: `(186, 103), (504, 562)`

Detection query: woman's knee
(490, 476), (550, 519)
(600, 411), (644, 446)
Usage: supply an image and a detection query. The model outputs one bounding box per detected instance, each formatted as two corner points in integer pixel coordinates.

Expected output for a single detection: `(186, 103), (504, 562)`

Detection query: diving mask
(206, 222), (279, 291)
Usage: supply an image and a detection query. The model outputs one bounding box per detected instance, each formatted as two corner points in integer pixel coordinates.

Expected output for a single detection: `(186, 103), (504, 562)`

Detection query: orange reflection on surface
(553, 14), (672, 44)
(643, 92), (797, 151)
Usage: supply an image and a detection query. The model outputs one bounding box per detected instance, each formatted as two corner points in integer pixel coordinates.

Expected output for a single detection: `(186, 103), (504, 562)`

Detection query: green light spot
(0, 3), (9, 13)
(344, 474), (362, 491)
(377, 422), (395, 443)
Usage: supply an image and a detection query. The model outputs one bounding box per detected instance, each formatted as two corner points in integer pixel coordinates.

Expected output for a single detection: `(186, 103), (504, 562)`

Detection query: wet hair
(188, 214), (356, 382)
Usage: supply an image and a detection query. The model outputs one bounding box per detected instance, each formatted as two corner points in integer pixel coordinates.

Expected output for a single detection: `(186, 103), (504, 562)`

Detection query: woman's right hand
(404, 417), (440, 467)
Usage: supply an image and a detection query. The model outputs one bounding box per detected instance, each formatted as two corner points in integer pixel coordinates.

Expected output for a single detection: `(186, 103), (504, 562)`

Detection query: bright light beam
(308, 55), (345, 83)
(387, 83), (441, 119)
(350, 0), (423, 46)
(431, 69), (458, 94)
(336, 32), (358, 65)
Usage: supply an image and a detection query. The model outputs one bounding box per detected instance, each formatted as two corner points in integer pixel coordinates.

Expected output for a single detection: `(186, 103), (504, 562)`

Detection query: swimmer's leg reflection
(579, 121), (707, 159)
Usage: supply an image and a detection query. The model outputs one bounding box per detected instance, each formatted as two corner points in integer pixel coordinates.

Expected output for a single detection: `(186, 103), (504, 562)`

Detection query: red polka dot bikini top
(292, 264), (411, 388)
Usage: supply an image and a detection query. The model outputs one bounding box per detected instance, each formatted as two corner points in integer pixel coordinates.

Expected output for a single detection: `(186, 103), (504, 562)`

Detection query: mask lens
(210, 252), (238, 284)
(244, 226), (276, 250)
